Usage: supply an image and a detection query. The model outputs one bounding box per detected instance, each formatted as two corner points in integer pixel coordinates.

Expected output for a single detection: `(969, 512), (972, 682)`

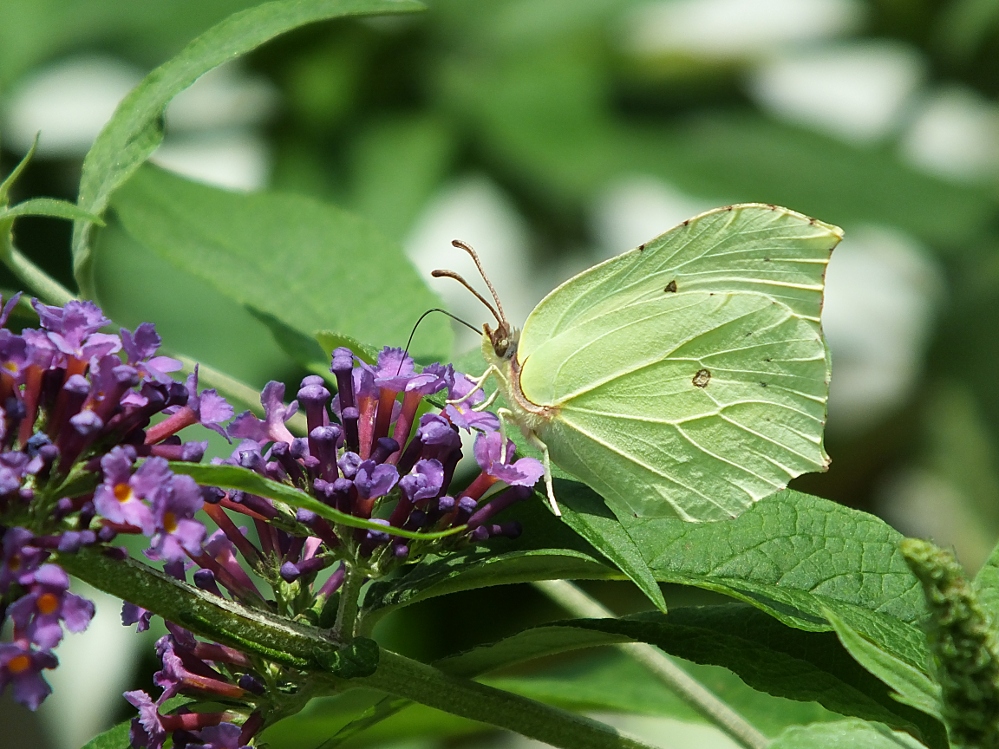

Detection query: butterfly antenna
(396, 308), (481, 375)
(431, 269), (504, 328)
(450, 240), (509, 328)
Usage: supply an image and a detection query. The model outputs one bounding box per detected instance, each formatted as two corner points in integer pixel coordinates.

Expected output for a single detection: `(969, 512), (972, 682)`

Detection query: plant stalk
(344, 648), (664, 749)
(1, 239), (76, 306)
(534, 579), (770, 749)
(334, 563), (365, 640)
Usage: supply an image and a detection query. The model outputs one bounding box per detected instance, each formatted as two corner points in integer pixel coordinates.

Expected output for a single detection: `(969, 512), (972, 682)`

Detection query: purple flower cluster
(0, 296), (228, 712)
(217, 346), (541, 569)
(1, 295), (543, 747)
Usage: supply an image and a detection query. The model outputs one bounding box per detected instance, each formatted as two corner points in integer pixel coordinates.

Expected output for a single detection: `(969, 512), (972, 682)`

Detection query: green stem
(534, 580), (770, 749)
(344, 648), (663, 749)
(334, 563), (365, 640)
(58, 546), (664, 748)
(1, 239), (77, 306)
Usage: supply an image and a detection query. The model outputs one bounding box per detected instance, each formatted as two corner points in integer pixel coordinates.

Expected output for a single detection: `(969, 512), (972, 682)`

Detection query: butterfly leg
(529, 433), (560, 518)
(446, 365), (500, 407)
(496, 407), (560, 517)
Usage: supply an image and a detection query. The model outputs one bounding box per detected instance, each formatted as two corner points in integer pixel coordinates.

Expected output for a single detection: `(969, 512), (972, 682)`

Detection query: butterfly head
(433, 239), (518, 361)
(484, 320), (519, 361)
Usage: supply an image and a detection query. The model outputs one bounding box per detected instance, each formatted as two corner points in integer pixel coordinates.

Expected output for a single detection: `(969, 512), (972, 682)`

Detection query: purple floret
(0, 642), (58, 711)
(121, 323), (183, 385)
(399, 459), (445, 503)
(147, 474), (206, 563)
(93, 447), (167, 534)
(7, 564), (95, 649)
(445, 372), (499, 433)
(228, 381), (295, 445)
(474, 431), (544, 487)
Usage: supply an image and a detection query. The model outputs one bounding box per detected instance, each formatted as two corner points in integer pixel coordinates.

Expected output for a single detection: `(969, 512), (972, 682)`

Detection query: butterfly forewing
(512, 204), (840, 521)
(517, 204), (841, 363)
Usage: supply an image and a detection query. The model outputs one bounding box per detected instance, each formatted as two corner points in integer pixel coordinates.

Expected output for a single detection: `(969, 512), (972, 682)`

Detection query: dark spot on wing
(760, 382), (768, 388)
(664, 279), (677, 293)
(692, 369), (711, 388)
(763, 257), (771, 262)
(764, 357), (772, 363)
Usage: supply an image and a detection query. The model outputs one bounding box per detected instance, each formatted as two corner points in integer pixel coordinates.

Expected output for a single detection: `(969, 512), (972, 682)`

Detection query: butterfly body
(472, 203), (842, 521)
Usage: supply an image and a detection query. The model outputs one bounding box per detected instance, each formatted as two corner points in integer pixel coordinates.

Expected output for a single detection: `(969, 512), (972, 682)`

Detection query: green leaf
(261, 691), (482, 748)
(488, 652), (843, 738)
(168, 462), (464, 540)
(436, 606), (946, 747)
(362, 547), (616, 629)
(72, 0), (426, 295)
(822, 608), (942, 721)
(315, 330), (380, 365)
(557, 479), (667, 613)
(770, 719), (930, 749)
(0, 134), (38, 205)
(1, 197), (105, 224)
(100, 165), (451, 362)
(617, 487), (931, 670)
(80, 721), (130, 749)
(246, 304), (337, 384)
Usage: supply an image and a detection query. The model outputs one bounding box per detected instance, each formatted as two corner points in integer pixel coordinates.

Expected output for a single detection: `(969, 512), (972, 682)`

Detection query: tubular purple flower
(120, 323), (183, 385)
(0, 642), (58, 710)
(7, 564), (95, 649)
(93, 448), (166, 535)
(1, 528), (46, 592)
(122, 602), (153, 633)
(355, 461), (399, 500)
(228, 381), (296, 445)
(125, 690), (167, 749)
(474, 431), (544, 487)
(147, 474), (206, 563)
(399, 459), (445, 504)
(446, 372), (500, 433)
(148, 367), (232, 443)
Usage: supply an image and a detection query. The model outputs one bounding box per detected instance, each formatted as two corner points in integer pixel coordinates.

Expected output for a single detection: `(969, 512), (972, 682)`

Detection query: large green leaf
(100, 165), (451, 362)
(486, 653), (841, 739)
(823, 608), (942, 721)
(770, 719), (930, 749)
(610, 487), (931, 670)
(434, 606), (946, 747)
(71, 0), (425, 295)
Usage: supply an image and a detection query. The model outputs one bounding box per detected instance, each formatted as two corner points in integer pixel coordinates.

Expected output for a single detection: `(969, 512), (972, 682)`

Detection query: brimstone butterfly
(438, 203), (842, 522)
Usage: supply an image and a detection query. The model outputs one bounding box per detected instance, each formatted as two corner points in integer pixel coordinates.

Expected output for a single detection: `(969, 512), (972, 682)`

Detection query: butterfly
(436, 204), (842, 522)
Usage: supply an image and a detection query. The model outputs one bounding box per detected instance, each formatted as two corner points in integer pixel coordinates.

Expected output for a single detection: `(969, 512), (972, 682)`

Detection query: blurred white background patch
(405, 175), (536, 354)
(591, 175), (714, 259)
(821, 226), (943, 434)
(747, 41), (925, 142)
(622, 0), (862, 59)
(900, 85), (999, 182)
(0, 56), (142, 157)
(1, 55), (278, 191)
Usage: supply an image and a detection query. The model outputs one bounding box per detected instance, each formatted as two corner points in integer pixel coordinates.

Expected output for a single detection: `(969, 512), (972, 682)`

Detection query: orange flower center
(7, 654), (31, 674)
(37, 592), (60, 616)
(163, 512), (178, 534)
(113, 483), (133, 504)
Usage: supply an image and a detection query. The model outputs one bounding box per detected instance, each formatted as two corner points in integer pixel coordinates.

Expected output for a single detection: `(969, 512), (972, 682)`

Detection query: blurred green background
(3, 0), (999, 747)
